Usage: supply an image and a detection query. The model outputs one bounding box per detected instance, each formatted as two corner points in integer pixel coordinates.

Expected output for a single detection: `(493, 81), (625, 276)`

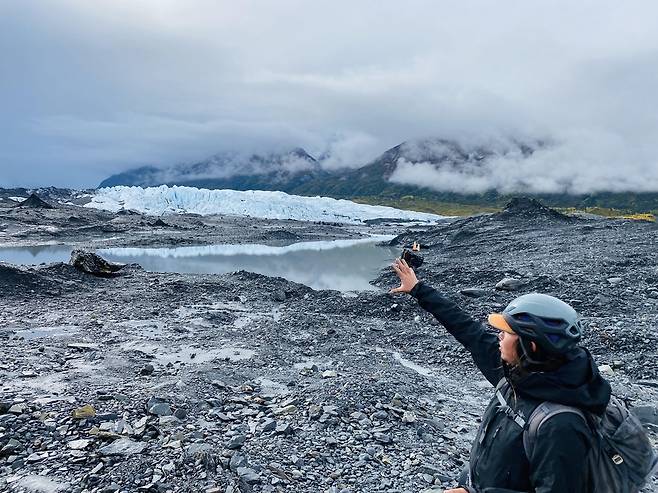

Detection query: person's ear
(530, 342), (537, 352)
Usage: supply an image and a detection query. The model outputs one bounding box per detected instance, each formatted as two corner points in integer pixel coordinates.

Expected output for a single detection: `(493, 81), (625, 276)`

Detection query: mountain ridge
(99, 148), (327, 191)
(99, 139), (658, 214)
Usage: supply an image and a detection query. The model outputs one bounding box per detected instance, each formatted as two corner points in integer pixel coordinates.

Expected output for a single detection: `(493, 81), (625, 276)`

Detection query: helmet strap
(518, 338), (542, 364)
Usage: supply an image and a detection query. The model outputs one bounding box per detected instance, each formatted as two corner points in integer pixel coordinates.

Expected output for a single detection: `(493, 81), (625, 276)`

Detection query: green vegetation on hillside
(558, 207), (656, 222)
(293, 172), (658, 216)
(351, 196), (500, 216)
(350, 195), (657, 220)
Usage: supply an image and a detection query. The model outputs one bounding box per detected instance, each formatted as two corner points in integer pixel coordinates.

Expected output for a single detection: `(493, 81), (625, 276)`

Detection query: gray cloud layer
(1, 1), (658, 191)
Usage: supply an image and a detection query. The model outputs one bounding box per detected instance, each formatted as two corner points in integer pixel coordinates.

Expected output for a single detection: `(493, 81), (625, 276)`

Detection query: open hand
(390, 258), (418, 294)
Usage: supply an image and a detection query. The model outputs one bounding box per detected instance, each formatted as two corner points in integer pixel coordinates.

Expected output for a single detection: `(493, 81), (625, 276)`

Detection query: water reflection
(0, 236), (399, 291)
(0, 245), (72, 265)
(100, 236), (397, 291)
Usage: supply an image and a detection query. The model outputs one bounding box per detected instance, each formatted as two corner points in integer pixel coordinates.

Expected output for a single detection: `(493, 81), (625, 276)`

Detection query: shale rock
(98, 438), (147, 456)
(495, 278), (523, 291)
(460, 288), (488, 298)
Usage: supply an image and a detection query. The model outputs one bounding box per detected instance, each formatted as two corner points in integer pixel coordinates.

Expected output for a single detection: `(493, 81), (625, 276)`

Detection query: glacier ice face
(87, 185), (444, 224)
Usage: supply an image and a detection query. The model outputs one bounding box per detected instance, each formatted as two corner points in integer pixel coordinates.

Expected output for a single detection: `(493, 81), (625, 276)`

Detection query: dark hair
(516, 339), (568, 372)
(501, 339), (570, 386)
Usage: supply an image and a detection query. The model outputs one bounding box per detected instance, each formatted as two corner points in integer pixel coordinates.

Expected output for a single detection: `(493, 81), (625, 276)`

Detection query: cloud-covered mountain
(100, 148), (328, 191)
(100, 138), (658, 213)
(101, 138), (537, 191)
(300, 138), (538, 194)
(293, 138), (657, 212)
(5, 2), (658, 191)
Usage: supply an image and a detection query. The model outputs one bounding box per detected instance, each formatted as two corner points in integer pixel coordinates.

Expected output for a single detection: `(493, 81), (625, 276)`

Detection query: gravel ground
(1, 196), (656, 493)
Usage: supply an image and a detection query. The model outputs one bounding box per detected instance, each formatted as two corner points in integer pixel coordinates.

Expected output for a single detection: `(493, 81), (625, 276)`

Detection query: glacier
(86, 185), (444, 223)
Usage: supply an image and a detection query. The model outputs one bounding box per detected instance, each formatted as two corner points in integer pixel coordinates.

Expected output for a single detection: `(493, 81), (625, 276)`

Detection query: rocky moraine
(1, 194), (657, 493)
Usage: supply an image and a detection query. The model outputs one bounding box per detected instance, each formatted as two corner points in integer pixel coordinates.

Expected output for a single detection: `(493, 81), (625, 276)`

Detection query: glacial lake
(0, 236), (399, 291)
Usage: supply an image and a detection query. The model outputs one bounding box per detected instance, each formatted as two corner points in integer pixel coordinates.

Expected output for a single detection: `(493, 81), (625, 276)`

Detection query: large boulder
(68, 250), (125, 277)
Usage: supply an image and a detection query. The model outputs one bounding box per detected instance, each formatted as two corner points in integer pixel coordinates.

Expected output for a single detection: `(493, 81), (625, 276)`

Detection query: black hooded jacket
(410, 282), (611, 493)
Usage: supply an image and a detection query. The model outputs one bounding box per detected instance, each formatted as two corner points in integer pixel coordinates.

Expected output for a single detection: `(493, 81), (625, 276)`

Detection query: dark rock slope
(381, 198), (658, 379)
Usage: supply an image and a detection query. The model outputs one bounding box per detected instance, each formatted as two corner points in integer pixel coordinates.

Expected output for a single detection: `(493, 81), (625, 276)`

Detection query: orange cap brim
(488, 313), (515, 334)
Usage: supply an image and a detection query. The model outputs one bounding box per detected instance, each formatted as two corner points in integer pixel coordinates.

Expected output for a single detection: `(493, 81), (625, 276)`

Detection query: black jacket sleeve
(410, 282), (503, 386)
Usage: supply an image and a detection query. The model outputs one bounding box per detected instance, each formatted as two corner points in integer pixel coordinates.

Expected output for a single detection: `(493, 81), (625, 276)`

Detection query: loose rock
(98, 438), (147, 456)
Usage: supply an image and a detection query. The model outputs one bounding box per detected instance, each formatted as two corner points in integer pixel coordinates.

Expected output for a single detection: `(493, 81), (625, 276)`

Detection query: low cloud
(390, 130), (658, 195)
(127, 150), (320, 185)
(316, 133), (382, 171)
(1, 1), (658, 191)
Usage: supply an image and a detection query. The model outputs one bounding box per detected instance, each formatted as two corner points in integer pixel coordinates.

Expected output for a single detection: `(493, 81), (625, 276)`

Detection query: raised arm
(391, 259), (503, 385)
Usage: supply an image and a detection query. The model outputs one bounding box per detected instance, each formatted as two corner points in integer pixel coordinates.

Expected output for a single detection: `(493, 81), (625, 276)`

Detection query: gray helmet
(489, 293), (582, 355)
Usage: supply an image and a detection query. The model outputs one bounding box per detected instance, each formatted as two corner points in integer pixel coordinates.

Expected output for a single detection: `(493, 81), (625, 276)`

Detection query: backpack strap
(523, 402), (588, 459)
(494, 378), (527, 428)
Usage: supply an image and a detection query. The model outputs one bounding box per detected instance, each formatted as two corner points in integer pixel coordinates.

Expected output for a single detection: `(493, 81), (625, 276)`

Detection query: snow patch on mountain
(87, 185), (444, 223)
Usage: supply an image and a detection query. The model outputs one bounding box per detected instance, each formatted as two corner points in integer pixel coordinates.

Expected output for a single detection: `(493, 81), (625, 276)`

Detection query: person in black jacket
(391, 258), (611, 493)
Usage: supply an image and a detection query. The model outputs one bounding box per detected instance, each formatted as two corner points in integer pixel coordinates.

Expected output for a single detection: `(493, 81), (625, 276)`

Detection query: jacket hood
(511, 347), (611, 414)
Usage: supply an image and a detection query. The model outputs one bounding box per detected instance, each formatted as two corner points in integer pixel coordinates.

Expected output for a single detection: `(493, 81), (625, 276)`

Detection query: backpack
(495, 379), (658, 493)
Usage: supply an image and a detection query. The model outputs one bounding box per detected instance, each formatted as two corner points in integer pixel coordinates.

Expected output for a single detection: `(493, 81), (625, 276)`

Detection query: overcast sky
(1, 0), (658, 191)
